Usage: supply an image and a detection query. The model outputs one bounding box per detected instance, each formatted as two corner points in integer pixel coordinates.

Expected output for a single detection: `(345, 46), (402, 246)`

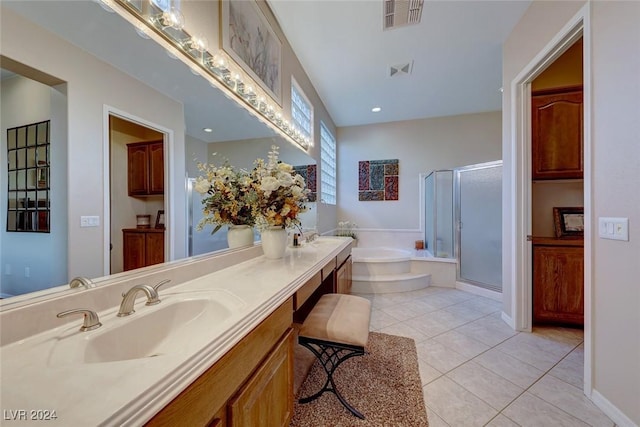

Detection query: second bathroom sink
(48, 291), (243, 366)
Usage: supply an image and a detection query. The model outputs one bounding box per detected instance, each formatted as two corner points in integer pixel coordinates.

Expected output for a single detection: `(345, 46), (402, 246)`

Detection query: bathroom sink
(48, 291), (243, 365)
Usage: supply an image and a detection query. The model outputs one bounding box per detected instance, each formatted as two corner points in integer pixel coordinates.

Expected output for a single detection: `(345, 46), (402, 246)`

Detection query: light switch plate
(598, 217), (629, 241)
(80, 216), (100, 227)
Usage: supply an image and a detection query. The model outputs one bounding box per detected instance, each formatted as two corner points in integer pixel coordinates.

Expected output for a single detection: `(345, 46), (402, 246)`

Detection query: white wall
(0, 75), (68, 295)
(1, 7), (187, 280)
(337, 111), (502, 248)
(503, 1), (640, 424)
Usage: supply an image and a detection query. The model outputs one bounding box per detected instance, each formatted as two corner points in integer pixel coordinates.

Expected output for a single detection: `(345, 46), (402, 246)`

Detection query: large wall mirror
(0, 1), (317, 304)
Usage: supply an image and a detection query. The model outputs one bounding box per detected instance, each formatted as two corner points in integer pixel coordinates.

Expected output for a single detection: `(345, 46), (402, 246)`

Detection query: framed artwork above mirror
(6, 120), (50, 233)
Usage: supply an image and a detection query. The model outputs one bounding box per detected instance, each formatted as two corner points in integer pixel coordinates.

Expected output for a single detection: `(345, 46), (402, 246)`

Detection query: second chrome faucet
(117, 280), (172, 317)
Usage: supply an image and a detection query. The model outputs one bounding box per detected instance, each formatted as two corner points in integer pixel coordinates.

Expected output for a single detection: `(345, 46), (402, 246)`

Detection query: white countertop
(0, 237), (351, 426)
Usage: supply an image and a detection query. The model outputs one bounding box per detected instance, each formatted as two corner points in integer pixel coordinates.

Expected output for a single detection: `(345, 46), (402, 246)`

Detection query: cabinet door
(336, 256), (352, 294)
(229, 329), (294, 427)
(123, 231), (146, 271)
(533, 245), (584, 326)
(146, 231), (165, 266)
(127, 144), (149, 195)
(532, 90), (583, 180)
(148, 141), (164, 194)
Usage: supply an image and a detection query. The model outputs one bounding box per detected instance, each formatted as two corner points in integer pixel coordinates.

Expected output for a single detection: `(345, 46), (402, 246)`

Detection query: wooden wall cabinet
(123, 228), (164, 271)
(127, 140), (164, 196)
(533, 240), (584, 326)
(531, 88), (583, 180)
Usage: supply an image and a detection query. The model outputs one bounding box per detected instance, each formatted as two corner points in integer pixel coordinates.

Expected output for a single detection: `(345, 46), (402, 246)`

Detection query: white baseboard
(501, 311), (516, 330)
(455, 281), (502, 301)
(591, 389), (637, 427)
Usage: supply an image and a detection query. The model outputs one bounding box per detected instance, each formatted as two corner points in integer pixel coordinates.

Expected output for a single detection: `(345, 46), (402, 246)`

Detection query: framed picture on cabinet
(155, 210), (165, 229)
(553, 207), (584, 238)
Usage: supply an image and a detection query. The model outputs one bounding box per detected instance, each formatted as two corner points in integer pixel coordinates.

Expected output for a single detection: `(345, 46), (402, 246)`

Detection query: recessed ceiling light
(203, 128), (213, 133)
(371, 107), (382, 113)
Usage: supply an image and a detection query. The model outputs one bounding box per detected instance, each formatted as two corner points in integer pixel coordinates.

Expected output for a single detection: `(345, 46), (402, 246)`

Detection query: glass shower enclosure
(424, 170), (454, 258)
(424, 161), (502, 292)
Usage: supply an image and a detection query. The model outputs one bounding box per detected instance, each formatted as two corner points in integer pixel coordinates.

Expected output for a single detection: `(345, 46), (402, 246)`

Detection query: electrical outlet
(598, 217), (629, 241)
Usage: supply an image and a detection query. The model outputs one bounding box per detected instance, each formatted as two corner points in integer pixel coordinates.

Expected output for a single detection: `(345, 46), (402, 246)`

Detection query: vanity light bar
(106, 0), (310, 150)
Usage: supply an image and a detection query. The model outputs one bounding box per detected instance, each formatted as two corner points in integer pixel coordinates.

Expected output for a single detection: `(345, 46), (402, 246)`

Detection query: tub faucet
(117, 284), (160, 317)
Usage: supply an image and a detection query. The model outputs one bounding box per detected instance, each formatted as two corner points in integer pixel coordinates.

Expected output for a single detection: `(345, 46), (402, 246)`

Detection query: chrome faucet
(69, 276), (94, 289)
(57, 308), (102, 332)
(117, 284), (160, 317)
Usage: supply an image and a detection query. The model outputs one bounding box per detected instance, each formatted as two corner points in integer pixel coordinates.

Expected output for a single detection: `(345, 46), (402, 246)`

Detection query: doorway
(510, 5), (592, 395)
(108, 114), (166, 274)
(530, 38), (584, 327)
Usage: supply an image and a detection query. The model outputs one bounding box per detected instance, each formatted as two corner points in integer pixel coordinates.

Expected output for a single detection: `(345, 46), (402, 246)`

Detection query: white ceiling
(268, 0), (532, 127)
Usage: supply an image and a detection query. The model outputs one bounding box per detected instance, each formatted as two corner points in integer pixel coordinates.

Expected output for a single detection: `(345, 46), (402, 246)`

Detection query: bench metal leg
(298, 338), (366, 419)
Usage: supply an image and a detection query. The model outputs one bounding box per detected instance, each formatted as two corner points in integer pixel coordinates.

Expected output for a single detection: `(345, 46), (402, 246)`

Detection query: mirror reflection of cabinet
(6, 120), (50, 232)
(127, 140), (164, 196)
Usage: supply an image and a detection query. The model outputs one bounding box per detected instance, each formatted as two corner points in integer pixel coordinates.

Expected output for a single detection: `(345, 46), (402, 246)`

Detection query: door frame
(102, 105), (174, 276)
(508, 4), (592, 396)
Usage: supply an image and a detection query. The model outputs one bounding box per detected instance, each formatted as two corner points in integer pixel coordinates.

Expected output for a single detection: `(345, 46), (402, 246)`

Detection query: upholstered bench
(297, 293), (372, 419)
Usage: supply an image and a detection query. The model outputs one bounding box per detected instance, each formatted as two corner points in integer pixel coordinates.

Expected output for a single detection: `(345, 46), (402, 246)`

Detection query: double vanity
(0, 237), (353, 426)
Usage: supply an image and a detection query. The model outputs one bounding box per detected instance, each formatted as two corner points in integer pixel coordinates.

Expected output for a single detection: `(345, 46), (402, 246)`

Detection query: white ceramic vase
(260, 226), (288, 259)
(227, 225), (254, 249)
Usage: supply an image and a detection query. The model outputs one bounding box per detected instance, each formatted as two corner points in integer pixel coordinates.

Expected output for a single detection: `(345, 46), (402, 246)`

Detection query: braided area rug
(290, 332), (429, 426)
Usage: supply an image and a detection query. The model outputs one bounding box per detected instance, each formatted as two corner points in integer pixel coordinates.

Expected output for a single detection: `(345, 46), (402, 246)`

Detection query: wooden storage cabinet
(127, 140), (164, 196)
(533, 240), (584, 326)
(123, 228), (164, 271)
(531, 88), (583, 180)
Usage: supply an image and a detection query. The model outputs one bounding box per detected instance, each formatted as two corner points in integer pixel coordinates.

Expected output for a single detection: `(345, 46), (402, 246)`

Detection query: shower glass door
(455, 161), (502, 292)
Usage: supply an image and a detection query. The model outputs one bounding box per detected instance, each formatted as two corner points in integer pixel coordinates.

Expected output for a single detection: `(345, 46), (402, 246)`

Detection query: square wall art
(293, 164), (317, 202)
(358, 159), (399, 201)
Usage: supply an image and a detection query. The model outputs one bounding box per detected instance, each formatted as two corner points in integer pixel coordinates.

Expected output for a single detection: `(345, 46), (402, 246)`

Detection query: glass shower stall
(424, 161), (503, 292)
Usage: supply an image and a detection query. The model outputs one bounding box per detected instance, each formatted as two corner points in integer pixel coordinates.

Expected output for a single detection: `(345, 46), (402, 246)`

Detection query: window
(320, 122), (336, 205)
(291, 78), (313, 143)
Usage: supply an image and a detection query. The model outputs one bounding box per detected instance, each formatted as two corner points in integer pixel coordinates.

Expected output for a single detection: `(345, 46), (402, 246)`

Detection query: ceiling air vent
(384, 0), (424, 30)
(389, 61), (413, 78)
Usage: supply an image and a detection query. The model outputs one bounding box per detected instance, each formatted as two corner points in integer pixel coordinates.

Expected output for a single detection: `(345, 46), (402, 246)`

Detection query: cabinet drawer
(336, 244), (352, 268)
(321, 257), (336, 281)
(294, 271), (322, 310)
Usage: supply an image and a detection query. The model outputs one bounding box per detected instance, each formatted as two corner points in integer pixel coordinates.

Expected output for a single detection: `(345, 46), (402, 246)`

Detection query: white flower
(277, 162), (293, 173)
(291, 185), (304, 198)
(194, 177), (211, 194)
(260, 176), (280, 195)
(277, 172), (294, 187)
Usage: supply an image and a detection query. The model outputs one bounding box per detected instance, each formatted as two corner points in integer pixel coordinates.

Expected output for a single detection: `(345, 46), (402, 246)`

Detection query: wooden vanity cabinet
(127, 140), (164, 196)
(336, 255), (352, 294)
(123, 228), (164, 271)
(533, 239), (584, 326)
(531, 87), (583, 180)
(146, 299), (294, 427)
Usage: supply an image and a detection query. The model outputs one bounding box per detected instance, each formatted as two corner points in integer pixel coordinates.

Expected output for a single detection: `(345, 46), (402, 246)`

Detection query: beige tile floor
(356, 286), (615, 427)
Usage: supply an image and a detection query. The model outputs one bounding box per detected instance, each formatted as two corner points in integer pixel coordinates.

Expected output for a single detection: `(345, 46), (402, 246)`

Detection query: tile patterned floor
(356, 287), (615, 427)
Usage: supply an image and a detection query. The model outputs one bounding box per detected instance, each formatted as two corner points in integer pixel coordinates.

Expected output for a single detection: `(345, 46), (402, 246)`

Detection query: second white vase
(260, 226), (288, 259)
(227, 225), (254, 249)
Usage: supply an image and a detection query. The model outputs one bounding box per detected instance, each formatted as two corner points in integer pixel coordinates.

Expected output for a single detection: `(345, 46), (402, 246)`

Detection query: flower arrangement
(336, 221), (358, 239)
(194, 158), (257, 234)
(194, 145), (309, 234)
(250, 145), (310, 230)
